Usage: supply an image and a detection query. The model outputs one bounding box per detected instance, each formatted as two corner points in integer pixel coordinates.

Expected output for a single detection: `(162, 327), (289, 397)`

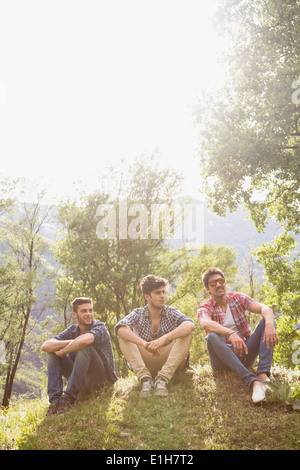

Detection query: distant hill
(169, 199), (299, 264)
(203, 203), (298, 262)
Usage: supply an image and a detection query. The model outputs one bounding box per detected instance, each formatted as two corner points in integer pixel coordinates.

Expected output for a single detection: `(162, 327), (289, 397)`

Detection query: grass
(0, 363), (300, 450)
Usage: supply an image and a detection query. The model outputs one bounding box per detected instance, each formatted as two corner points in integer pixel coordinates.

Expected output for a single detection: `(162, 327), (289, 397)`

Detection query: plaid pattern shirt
(115, 305), (194, 341)
(197, 292), (255, 341)
(55, 320), (118, 383)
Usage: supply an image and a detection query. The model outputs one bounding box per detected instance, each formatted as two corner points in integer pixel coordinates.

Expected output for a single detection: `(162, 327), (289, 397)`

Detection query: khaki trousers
(118, 333), (192, 383)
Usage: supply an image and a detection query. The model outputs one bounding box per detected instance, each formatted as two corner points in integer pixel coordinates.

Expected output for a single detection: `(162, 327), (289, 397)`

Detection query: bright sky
(0, 0), (228, 203)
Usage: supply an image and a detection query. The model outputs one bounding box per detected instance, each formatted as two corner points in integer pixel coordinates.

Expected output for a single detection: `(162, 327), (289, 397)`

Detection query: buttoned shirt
(197, 292), (255, 341)
(115, 304), (194, 341)
(55, 320), (118, 383)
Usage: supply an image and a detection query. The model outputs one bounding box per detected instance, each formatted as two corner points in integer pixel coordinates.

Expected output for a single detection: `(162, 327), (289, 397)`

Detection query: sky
(0, 0), (229, 203)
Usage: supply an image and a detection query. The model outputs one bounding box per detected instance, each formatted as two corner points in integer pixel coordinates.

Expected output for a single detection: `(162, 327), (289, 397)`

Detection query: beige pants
(118, 333), (193, 383)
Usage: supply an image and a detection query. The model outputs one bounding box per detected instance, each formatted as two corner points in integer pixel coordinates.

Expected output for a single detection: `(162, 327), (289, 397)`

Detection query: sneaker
(46, 399), (60, 417)
(57, 396), (75, 415)
(261, 378), (272, 392)
(154, 377), (169, 397)
(140, 377), (153, 398)
(252, 382), (266, 404)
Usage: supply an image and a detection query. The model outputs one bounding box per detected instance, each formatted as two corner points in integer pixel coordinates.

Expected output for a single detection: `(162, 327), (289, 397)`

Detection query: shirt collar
(143, 304), (167, 317)
(74, 319), (97, 335)
(210, 293), (229, 309)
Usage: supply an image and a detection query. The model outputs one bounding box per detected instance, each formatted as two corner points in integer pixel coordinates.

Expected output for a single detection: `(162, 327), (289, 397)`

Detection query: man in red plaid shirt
(197, 267), (278, 404)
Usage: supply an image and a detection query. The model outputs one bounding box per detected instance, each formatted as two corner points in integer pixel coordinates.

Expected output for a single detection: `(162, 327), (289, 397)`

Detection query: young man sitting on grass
(42, 297), (117, 415)
(115, 274), (195, 398)
(197, 267), (279, 404)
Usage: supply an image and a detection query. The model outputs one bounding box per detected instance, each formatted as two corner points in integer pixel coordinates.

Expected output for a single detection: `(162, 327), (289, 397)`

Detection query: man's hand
(263, 323), (279, 349)
(143, 336), (168, 356)
(41, 338), (72, 353)
(54, 348), (67, 357)
(229, 333), (248, 357)
(250, 303), (279, 349)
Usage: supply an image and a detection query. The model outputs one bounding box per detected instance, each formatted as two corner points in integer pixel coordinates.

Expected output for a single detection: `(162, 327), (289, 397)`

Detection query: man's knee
(75, 345), (93, 357)
(207, 332), (224, 348)
(72, 345), (95, 369)
(46, 351), (60, 365)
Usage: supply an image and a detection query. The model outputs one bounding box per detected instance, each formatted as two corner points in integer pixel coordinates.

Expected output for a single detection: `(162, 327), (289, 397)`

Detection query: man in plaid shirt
(115, 274), (195, 398)
(42, 297), (117, 415)
(198, 267), (278, 404)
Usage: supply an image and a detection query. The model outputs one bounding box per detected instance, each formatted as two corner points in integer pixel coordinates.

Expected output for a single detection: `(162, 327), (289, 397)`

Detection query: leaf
(266, 378), (300, 409)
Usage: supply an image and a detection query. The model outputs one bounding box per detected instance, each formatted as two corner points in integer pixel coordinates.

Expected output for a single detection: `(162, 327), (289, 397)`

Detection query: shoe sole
(140, 391), (152, 398)
(252, 396), (265, 404)
(154, 389), (169, 397)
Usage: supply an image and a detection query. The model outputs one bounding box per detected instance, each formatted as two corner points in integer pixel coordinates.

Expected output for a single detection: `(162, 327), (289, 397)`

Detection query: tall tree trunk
(2, 305), (31, 408)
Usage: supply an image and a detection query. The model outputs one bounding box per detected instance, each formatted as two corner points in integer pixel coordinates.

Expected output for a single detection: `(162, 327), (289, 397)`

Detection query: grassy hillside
(0, 363), (299, 451)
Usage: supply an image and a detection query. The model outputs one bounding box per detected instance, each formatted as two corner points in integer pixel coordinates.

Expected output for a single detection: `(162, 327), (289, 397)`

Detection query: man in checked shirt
(115, 275), (195, 398)
(42, 297), (117, 415)
(197, 267), (279, 404)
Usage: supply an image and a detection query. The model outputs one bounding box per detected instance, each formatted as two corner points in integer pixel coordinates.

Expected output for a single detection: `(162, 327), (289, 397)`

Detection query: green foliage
(52, 157), (186, 373)
(196, 0), (300, 233)
(0, 183), (55, 407)
(272, 315), (300, 370)
(253, 234), (300, 368)
(194, 1), (300, 372)
(266, 377), (300, 411)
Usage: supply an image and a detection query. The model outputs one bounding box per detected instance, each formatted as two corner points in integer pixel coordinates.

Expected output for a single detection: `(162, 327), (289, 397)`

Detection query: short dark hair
(202, 267), (225, 289)
(71, 297), (92, 313)
(140, 274), (169, 297)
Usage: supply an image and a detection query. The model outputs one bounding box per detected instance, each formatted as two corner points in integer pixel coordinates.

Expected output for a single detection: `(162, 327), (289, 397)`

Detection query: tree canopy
(196, 0), (300, 234)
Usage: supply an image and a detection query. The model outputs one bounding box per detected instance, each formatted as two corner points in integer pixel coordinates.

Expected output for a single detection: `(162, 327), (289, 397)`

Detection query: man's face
(145, 287), (166, 309)
(73, 302), (94, 328)
(205, 274), (226, 297)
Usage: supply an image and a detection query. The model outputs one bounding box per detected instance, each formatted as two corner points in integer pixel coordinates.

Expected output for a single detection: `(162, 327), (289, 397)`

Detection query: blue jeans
(47, 345), (108, 402)
(206, 319), (276, 388)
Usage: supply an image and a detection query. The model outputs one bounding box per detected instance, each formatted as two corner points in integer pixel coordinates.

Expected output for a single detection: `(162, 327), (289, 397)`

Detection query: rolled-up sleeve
(89, 322), (110, 344)
(114, 310), (138, 334)
(54, 326), (75, 341)
(197, 306), (212, 323)
(174, 310), (195, 327)
(237, 293), (255, 310)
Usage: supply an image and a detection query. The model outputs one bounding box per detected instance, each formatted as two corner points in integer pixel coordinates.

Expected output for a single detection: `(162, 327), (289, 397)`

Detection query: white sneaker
(140, 378), (153, 398)
(154, 377), (169, 397)
(252, 382), (266, 404)
(261, 378), (272, 392)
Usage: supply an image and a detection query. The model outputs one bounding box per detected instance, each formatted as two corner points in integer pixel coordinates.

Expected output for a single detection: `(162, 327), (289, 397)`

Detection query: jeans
(206, 319), (276, 388)
(47, 345), (108, 402)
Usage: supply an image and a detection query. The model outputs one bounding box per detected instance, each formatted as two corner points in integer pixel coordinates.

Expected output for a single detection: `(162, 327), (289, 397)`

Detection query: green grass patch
(1, 364), (299, 450)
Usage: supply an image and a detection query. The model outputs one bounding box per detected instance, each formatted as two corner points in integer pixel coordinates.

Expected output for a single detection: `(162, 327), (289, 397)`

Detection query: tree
(53, 156), (186, 373)
(196, 0), (300, 234)
(0, 188), (54, 407)
(254, 233), (300, 369)
(195, 1), (300, 368)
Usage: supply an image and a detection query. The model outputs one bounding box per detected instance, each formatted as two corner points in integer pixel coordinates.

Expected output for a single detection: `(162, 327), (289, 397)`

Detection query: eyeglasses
(208, 277), (225, 287)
